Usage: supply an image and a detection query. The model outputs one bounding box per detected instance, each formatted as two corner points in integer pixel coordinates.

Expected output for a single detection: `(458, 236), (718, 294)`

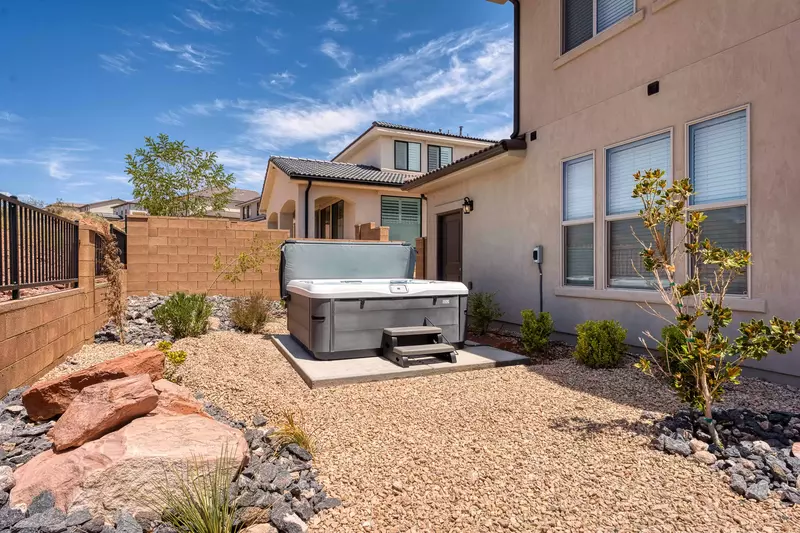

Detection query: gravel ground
(50, 323), (800, 532)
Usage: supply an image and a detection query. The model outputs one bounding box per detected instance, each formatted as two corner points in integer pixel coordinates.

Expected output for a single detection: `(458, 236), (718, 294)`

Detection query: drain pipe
(304, 180), (312, 238)
(510, 0), (521, 139)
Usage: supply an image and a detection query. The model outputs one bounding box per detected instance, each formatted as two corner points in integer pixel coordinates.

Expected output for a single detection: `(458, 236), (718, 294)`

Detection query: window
(395, 141), (422, 172)
(562, 154), (594, 286)
(606, 131), (671, 289)
(563, 0), (635, 53)
(427, 145), (453, 172)
(688, 108), (748, 294)
(315, 200), (344, 239)
(381, 196), (421, 244)
(242, 204), (251, 219)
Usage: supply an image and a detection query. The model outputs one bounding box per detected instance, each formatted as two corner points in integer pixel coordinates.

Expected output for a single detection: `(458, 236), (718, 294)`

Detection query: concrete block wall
(0, 225), (127, 395)
(125, 215), (289, 298)
(355, 222), (389, 241)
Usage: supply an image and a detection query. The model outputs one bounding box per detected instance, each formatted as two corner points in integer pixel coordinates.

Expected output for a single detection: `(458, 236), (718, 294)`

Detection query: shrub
(574, 320), (627, 368)
(272, 411), (316, 457)
(157, 340), (173, 352)
(166, 349), (188, 365)
(659, 325), (702, 408)
(153, 293), (213, 339)
(520, 310), (554, 354)
(230, 292), (273, 333)
(468, 292), (503, 335)
(149, 446), (243, 533)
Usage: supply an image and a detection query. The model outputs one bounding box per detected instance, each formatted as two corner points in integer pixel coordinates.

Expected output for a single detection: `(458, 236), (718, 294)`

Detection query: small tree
(631, 169), (800, 445)
(125, 134), (235, 217)
(209, 236), (282, 291)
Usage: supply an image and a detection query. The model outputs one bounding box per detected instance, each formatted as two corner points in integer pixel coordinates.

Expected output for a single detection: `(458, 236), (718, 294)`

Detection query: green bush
(230, 292), (273, 333)
(156, 340), (173, 353)
(468, 292), (503, 335)
(166, 349), (188, 366)
(153, 292), (213, 339)
(574, 320), (627, 368)
(659, 325), (702, 407)
(520, 310), (554, 354)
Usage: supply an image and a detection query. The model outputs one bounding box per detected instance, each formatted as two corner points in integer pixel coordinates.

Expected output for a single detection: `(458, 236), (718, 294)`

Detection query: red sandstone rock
(10, 414), (248, 519)
(793, 442), (800, 458)
(22, 348), (165, 421)
(150, 379), (209, 417)
(47, 375), (158, 451)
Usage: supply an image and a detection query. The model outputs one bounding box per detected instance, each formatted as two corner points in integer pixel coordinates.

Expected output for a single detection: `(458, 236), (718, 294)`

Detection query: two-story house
(403, 0), (800, 384)
(258, 122), (496, 241)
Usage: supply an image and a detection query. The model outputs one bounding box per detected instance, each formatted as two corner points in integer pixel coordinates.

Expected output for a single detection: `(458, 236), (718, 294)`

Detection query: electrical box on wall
(532, 245), (543, 264)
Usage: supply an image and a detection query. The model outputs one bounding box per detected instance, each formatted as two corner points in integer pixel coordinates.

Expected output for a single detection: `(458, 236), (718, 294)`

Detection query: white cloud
(320, 40), (353, 68)
(263, 71), (296, 88)
(152, 40), (221, 73)
(320, 18), (347, 32)
(99, 51), (138, 74)
(156, 110), (184, 126)
(105, 175), (131, 184)
(0, 111), (21, 122)
(215, 149), (266, 184)
(479, 124), (512, 141)
(338, 0), (359, 20)
(198, 0), (277, 15)
(395, 30), (429, 41)
(0, 138), (99, 180)
(175, 10), (231, 32)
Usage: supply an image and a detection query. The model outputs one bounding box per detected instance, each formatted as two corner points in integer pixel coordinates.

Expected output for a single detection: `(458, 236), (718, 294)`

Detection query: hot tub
(280, 240), (468, 361)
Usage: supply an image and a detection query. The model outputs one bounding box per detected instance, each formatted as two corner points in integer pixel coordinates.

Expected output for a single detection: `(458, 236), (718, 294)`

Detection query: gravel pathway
(55, 326), (800, 532)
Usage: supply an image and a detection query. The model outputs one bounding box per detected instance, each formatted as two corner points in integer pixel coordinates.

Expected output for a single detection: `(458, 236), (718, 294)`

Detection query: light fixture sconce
(462, 197), (474, 215)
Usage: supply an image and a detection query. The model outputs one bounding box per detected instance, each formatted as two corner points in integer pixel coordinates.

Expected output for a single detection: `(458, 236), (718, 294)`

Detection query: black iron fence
(0, 194), (79, 299)
(95, 224), (127, 276)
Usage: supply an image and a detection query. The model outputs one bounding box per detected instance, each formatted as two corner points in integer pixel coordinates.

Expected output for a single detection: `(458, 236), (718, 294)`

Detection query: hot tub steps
(381, 326), (458, 368)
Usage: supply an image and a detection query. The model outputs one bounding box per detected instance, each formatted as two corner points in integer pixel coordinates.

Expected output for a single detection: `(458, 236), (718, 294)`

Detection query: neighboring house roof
(332, 121), (499, 161)
(270, 156), (410, 186)
(402, 138), (527, 190)
(195, 188), (260, 204)
(47, 201), (84, 209)
(82, 198), (125, 209)
(237, 196), (261, 206)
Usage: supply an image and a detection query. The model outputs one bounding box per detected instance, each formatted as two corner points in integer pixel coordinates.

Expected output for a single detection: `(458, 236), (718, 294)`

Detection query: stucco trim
(651, 0), (681, 14)
(554, 286), (766, 313)
(554, 9), (645, 70)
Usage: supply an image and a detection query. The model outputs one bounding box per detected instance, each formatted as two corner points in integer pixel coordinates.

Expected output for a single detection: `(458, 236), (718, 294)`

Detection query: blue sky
(0, 0), (513, 204)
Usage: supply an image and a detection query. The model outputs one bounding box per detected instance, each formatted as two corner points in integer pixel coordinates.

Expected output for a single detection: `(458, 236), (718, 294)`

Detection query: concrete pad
(272, 335), (529, 389)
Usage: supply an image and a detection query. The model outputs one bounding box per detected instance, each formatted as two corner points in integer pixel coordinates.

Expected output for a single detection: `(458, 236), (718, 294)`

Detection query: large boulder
(10, 414), (248, 520)
(48, 375), (159, 451)
(150, 379), (209, 418)
(22, 348), (165, 421)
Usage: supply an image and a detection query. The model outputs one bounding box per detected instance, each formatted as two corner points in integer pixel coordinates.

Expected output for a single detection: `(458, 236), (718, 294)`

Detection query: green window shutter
(381, 196), (421, 243)
(408, 142), (421, 172)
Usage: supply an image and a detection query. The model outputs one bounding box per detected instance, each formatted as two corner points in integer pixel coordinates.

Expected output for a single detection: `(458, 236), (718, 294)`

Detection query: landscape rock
(114, 512), (142, 533)
(242, 525), (278, 533)
(48, 375), (158, 451)
(285, 444), (312, 462)
(663, 437), (691, 457)
(744, 480), (770, 501)
(22, 349), (165, 421)
(0, 506), (25, 529)
(689, 439), (708, 453)
(82, 517), (105, 533)
(0, 467), (14, 492)
(28, 490), (56, 515)
(150, 380), (208, 418)
(252, 414), (267, 427)
(752, 441), (772, 455)
(11, 508), (66, 532)
(691, 451), (717, 465)
(64, 509), (92, 527)
(730, 474), (747, 495)
(793, 442), (800, 457)
(10, 414), (248, 520)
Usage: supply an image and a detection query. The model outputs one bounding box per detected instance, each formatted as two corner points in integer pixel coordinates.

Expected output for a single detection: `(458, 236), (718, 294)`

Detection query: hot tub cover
(279, 239), (417, 298)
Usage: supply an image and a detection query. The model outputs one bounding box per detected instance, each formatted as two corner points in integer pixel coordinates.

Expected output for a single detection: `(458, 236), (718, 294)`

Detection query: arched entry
(314, 196), (346, 239)
(280, 200), (296, 237)
(267, 212), (278, 229)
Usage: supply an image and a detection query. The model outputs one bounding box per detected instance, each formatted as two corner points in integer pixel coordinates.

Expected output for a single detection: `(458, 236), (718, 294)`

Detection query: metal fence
(95, 224), (127, 276)
(0, 194), (79, 299)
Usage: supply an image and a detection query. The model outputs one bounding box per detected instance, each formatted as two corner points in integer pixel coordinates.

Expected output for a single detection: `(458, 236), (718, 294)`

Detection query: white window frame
(395, 140), (422, 172)
(560, 151), (596, 289)
(427, 144), (454, 172)
(602, 127), (673, 291)
(684, 104), (751, 298)
(561, 0), (637, 54)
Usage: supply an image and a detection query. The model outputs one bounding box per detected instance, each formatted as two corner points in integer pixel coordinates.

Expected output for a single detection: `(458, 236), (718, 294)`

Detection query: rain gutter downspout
(304, 180), (312, 238)
(510, 0), (521, 139)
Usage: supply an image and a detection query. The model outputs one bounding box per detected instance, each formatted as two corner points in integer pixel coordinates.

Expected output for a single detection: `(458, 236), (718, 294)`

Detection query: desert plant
(153, 292), (213, 339)
(520, 310), (554, 354)
(630, 169), (800, 445)
(467, 292), (503, 335)
(148, 446), (243, 533)
(209, 236), (281, 291)
(230, 292), (273, 333)
(166, 349), (188, 365)
(157, 340), (174, 352)
(99, 229), (127, 344)
(272, 410), (316, 457)
(574, 319), (627, 368)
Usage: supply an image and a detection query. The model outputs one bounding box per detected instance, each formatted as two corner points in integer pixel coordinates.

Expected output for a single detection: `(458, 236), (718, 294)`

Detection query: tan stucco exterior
(417, 0), (800, 383)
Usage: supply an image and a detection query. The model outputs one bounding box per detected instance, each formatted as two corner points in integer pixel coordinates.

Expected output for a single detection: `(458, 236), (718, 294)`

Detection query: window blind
(441, 146), (453, 166)
(381, 196), (422, 243)
(565, 224), (594, 286)
(607, 132), (671, 216)
(395, 141), (408, 171)
(597, 0), (634, 32)
(689, 109), (747, 205)
(563, 0), (594, 52)
(609, 218), (662, 289)
(428, 145), (440, 172)
(563, 155), (593, 221)
(694, 206), (747, 294)
(408, 142), (421, 172)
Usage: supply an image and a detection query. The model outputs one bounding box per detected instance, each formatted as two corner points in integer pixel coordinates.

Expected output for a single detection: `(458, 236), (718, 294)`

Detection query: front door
(437, 211), (462, 281)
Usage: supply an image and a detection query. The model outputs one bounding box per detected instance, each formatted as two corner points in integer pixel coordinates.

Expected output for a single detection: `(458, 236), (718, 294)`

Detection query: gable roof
(332, 121), (499, 161)
(270, 156), (409, 186)
(194, 188), (260, 203)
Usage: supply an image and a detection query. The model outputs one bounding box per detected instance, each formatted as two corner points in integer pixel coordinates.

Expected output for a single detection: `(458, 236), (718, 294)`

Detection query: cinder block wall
(125, 215), (289, 298)
(0, 225), (127, 395)
(354, 222), (390, 241)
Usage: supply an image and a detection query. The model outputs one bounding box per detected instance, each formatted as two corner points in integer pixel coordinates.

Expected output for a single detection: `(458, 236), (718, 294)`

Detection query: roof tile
(270, 156), (410, 186)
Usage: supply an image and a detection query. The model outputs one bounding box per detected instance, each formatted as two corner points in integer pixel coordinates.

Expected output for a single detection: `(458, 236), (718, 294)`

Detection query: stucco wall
(425, 2), (800, 382)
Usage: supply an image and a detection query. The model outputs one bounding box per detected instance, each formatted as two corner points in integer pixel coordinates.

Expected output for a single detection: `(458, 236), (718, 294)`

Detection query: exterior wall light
(462, 197), (474, 215)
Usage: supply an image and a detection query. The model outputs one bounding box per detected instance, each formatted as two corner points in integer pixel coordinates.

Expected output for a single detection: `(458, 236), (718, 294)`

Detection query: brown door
(437, 211), (462, 281)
